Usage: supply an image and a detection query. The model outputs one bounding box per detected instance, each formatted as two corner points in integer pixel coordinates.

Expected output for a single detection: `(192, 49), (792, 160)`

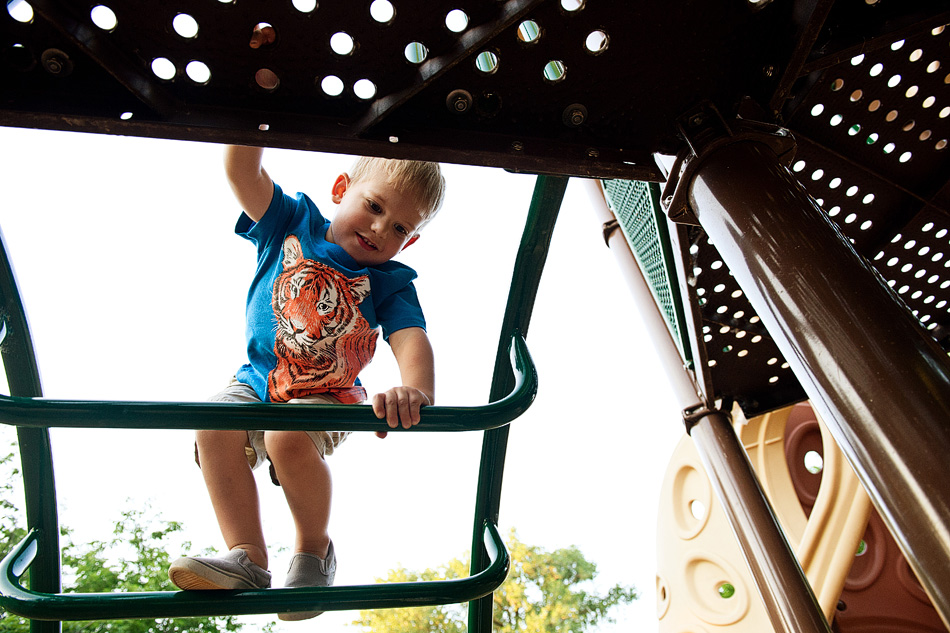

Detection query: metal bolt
(511, 141), (524, 152)
(763, 64), (775, 78)
(586, 148), (599, 158)
(446, 89), (473, 114)
(664, 195), (674, 207)
(562, 103), (588, 127)
(688, 113), (705, 127)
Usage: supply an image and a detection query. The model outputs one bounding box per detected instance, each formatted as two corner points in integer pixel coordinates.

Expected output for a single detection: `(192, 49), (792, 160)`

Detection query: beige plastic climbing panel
(656, 402), (944, 632)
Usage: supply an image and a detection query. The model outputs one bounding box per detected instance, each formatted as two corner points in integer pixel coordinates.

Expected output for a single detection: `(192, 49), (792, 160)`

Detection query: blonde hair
(348, 157), (446, 228)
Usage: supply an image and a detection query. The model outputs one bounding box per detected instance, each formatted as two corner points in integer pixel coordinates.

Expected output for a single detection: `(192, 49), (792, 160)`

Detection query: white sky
(0, 125), (685, 632)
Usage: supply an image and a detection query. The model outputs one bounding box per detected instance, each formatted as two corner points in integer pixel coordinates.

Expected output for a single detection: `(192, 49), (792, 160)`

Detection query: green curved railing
(0, 522), (508, 621)
(0, 174), (568, 629)
(0, 331), (536, 433)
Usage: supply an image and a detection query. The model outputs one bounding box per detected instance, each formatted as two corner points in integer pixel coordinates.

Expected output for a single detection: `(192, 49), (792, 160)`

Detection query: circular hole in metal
(475, 50), (498, 73)
(792, 160), (806, 172)
(543, 59), (566, 82)
(937, 139), (948, 150)
(899, 151), (913, 163)
(883, 142), (896, 153)
(829, 114), (843, 126)
(850, 55), (864, 66)
(845, 213), (857, 224)
(891, 39), (905, 50)
(928, 60), (941, 73)
(906, 85), (919, 98)
(292, 0), (316, 12)
(848, 123), (861, 136)
(561, 0), (584, 10)
(353, 78), (376, 99)
(172, 13), (198, 38)
(831, 77), (845, 90)
(910, 48), (923, 62)
(867, 132), (879, 144)
(846, 185), (859, 197)
(868, 99), (881, 112)
(769, 376), (779, 383)
(185, 60), (211, 84)
(920, 129), (933, 141)
(585, 30), (609, 54)
(330, 32), (355, 55)
(811, 103), (825, 116)
(850, 89), (863, 101)
(869, 62), (883, 77)
(903, 119), (916, 131)
(811, 168), (824, 180)
(922, 95), (936, 108)
(933, 25), (946, 36)
(255, 68), (278, 90)
(120, 111), (133, 120)
(370, 0), (395, 22)
(7, 0), (33, 23)
(90, 5), (117, 31)
(887, 74), (901, 88)
(404, 42), (428, 64)
(828, 205), (841, 216)
(862, 193), (875, 204)
(940, 106), (950, 118)
(445, 9), (469, 32)
(320, 74), (344, 96)
(861, 220), (873, 231)
(829, 177), (842, 188)
(150, 57), (176, 80)
(517, 20), (541, 43)
(886, 110), (899, 122)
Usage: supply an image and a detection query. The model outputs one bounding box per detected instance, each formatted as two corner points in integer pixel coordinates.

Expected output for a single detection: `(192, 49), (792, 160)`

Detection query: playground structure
(1, 1), (950, 632)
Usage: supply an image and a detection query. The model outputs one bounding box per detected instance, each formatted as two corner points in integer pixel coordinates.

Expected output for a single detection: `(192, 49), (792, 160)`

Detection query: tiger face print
(268, 235), (377, 402)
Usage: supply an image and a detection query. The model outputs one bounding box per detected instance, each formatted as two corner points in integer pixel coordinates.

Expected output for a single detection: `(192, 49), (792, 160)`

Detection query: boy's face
(327, 172), (426, 267)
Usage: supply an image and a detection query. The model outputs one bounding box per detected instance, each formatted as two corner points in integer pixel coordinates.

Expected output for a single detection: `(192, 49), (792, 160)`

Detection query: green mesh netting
(602, 179), (690, 364)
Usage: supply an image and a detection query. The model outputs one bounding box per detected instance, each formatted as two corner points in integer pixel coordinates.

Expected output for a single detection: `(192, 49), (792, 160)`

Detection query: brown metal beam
(689, 409), (832, 633)
(687, 138), (950, 629)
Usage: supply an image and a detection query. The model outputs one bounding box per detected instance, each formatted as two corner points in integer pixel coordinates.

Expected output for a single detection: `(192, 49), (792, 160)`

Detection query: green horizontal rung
(0, 331), (535, 433)
(0, 521), (509, 621)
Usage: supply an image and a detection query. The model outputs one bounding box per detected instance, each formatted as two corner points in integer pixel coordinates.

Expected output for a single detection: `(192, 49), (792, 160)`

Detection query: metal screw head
(688, 113), (705, 127)
(586, 148), (599, 158)
(562, 103), (588, 127)
(41, 48), (72, 76)
(511, 141), (524, 152)
(446, 89), (473, 114)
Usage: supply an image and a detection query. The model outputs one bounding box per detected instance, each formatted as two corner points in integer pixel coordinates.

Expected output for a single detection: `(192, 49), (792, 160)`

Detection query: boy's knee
(264, 431), (320, 464)
(196, 429), (248, 453)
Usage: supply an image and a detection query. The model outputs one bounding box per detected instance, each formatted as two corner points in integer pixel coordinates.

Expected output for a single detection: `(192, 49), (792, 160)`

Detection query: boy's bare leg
(264, 430), (332, 558)
(195, 429), (269, 569)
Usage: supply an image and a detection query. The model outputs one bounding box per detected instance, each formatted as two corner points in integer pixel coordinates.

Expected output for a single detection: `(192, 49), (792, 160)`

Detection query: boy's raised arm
(372, 327), (435, 430)
(224, 145), (274, 222)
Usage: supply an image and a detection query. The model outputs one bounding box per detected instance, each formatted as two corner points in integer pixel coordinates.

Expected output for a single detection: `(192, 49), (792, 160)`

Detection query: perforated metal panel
(603, 179), (690, 364)
(2, 1), (949, 416)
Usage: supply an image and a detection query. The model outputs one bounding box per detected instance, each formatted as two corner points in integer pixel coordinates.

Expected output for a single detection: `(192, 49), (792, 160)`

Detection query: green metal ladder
(0, 174), (568, 631)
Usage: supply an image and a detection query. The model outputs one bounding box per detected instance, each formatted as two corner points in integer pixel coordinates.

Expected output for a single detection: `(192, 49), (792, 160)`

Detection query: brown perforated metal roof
(1, 0), (949, 415)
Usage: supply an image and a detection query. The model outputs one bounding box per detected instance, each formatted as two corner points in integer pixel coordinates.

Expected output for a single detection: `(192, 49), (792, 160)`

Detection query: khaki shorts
(209, 378), (352, 477)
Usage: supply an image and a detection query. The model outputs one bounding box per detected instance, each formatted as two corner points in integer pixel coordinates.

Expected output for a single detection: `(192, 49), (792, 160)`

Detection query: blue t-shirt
(234, 183), (425, 403)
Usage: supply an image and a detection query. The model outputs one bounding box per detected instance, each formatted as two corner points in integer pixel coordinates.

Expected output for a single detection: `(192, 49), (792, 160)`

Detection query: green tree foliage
(0, 449), (243, 633)
(353, 530), (638, 633)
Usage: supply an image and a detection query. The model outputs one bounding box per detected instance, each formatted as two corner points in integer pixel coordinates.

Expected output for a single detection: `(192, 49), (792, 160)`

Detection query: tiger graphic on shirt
(267, 235), (377, 403)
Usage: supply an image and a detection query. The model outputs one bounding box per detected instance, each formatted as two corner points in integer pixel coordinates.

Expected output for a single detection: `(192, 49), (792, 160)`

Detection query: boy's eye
(368, 200), (381, 213)
(395, 224), (408, 235)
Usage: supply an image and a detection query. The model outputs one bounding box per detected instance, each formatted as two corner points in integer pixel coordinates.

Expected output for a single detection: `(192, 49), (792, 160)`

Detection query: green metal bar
(0, 521), (509, 621)
(0, 332), (536, 432)
(0, 227), (61, 633)
(468, 175), (568, 633)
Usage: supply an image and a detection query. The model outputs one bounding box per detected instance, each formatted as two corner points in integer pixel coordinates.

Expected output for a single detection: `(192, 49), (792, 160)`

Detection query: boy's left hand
(372, 386), (431, 436)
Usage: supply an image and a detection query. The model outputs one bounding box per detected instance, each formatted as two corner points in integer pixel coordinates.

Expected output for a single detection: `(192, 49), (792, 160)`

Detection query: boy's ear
(331, 173), (349, 203)
(401, 234), (420, 251)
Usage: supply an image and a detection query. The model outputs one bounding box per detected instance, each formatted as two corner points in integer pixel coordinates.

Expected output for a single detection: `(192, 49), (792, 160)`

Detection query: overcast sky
(0, 125), (685, 632)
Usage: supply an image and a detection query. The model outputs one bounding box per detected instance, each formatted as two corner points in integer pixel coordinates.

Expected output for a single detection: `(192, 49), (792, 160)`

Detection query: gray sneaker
(278, 541), (337, 621)
(168, 548), (271, 590)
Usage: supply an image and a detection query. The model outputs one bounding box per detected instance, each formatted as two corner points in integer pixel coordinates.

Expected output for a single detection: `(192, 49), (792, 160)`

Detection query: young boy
(168, 145), (445, 621)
